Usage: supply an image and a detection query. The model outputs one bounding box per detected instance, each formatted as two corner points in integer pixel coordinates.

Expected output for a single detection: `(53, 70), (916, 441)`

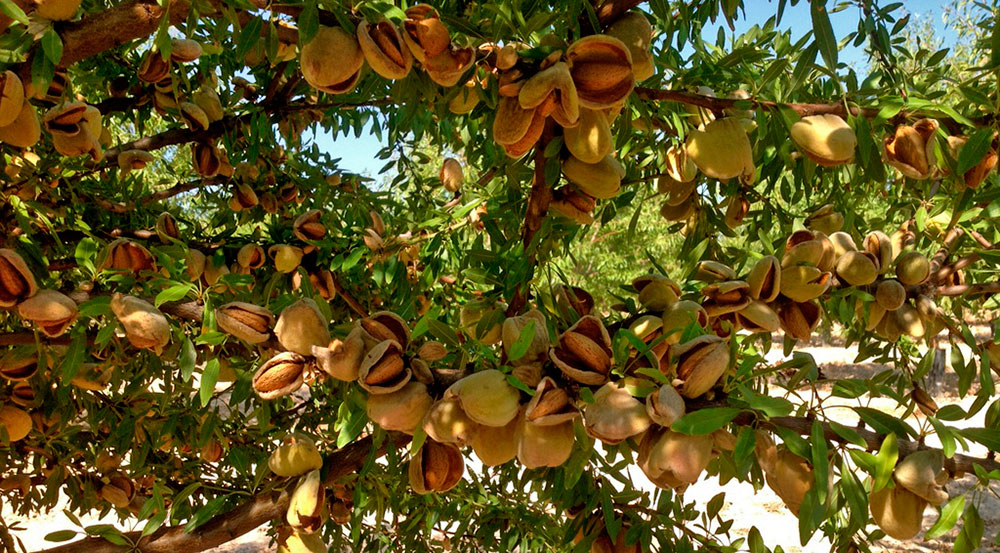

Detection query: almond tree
(0, 1), (998, 553)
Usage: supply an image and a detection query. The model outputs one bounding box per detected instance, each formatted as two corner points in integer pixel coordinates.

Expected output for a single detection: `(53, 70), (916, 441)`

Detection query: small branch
(507, 119), (557, 316)
(329, 273), (369, 318)
(635, 87), (878, 118)
(929, 227), (964, 281)
(937, 281), (1000, 297)
(36, 433), (408, 553)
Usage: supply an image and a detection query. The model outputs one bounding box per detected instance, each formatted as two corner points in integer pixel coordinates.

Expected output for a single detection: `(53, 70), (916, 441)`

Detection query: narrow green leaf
(200, 358), (220, 407)
(44, 530), (78, 542)
(41, 29), (63, 65)
(507, 320), (536, 362)
(925, 495), (965, 539)
(956, 127), (994, 175)
(810, 0), (838, 71)
(0, 0), (28, 24)
(155, 283), (194, 307)
(298, 0), (319, 44)
(671, 408), (741, 435)
(810, 420), (829, 503)
(873, 433), (898, 492)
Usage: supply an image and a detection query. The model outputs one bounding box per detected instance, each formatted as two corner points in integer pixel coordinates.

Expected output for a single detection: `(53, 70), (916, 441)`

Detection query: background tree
(0, 1), (998, 553)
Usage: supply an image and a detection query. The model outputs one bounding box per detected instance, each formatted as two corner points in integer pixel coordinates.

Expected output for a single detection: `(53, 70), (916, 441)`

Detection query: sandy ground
(7, 342), (1000, 553)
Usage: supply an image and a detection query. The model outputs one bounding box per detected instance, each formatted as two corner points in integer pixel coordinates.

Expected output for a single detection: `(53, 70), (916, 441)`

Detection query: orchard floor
(8, 339), (1000, 553)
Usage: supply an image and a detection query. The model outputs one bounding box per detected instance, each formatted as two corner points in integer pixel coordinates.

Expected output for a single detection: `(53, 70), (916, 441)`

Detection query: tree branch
(36, 433), (408, 553)
(507, 119), (557, 316)
(937, 281), (1000, 297)
(635, 87), (878, 118)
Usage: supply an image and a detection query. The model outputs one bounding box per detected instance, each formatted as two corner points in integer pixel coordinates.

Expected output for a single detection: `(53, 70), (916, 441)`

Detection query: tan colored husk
(460, 302), (504, 345)
(0, 71), (24, 127)
(445, 369), (521, 427)
(312, 328), (366, 382)
(876, 279), (907, 311)
(293, 210), (326, 242)
(895, 251), (930, 285)
(562, 154), (625, 200)
(778, 300), (823, 342)
(661, 300), (708, 345)
(401, 5), (450, 63)
(550, 186), (596, 224)
(863, 230), (894, 273)
(0, 405), (31, 442)
(633, 274), (680, 310)
(110, 294), (170, 354)
(275, 299), (331, 356)
(216, 302), (273, 344)
(884, 119), (939, 180)
(279, 530), (327, 553)
(550, 315), (613, 385)
(358, 340), (411, 395)
(524, 377), (580, 426)
(17, 289), (78, 337)
(836, 250), (878, 286)
(870, 486), (928, 540)
(828, 231), (857, 258)
(0, 102), (41, 149)
(700, 280), (750, 318)
(563, 108), (612, 164)
(367, 381), (433, 434)
(565, 35), (634, 109)
(300, 26), (364, 94)
(269, 438), (323, 477)
(762, 448), (814, 515)
(646, 384), (686, 426)
(779, 265), (832, 303)
(100, 475), (136, 508)
(357, 20), (413, 80)
(424, 44), (475, 87)
(154, 212), (179, 243)
(789, 114), (856, 166)
(673, 335), (730, 398)
(516, 415), (576, 469)
(696, 260), (737, 282)
(502, 309), (549, 363)
(553, 285), (595, 317)
(99, 239), (156, 273)
(439, 157), (464, 193)
(583, 382), (651, 444)
(805, 204), (844, 235)
(685, 117), (755, 183)
(287, 469), (327, 533)
(409, 439), (464, 494)
(422, 397), (478, 445)
(252, 351), (309, 400)
(237, 244), (266, 269)
(518, 61), (580, 127)
(357, 311), (411, 350)
(35, 0), (81, 20)
(736, 300), (780, 333)
(606, 11), (654, 81)
(637, 428), (714, 489)
(469, 412), (519, 466)
(894, 450), (949, 506)
(747, 255), (781, 302)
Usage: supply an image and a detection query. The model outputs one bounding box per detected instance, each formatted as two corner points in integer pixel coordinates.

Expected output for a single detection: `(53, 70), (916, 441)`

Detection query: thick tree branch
(635, 87), (878, 118)
(937, 281), (1000, 297)
(57, 0), (197, 67)
(36, 433), (408, 553)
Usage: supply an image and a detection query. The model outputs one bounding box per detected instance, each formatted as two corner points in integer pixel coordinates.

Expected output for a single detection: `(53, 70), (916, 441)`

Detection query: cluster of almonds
(300, 5), (473, 95)
(484, 13), (654, 224)
(754, 432), (952, 538)
(884, 118), (998, 187)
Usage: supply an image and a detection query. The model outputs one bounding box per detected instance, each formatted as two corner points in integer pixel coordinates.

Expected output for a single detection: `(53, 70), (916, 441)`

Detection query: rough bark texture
(36, 433), (409, 553)
(58, 0), (195, 67)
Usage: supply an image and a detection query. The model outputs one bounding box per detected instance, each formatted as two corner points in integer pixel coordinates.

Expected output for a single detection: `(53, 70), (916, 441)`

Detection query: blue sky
(320, 0), (958, 176)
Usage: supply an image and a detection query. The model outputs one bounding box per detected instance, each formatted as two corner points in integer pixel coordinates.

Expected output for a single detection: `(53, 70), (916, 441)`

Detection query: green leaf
(957, 127), (994, 175)
(200, 358), (220, 407)
(959, 428), (1000, 452)
(507, 320), (536, 362)
(59, 330), (87, 381)
(0, 0), (28, 24)
(873, 433), (898, 492)
(140, 510), (167, 538)
(810, 0), (838, 71)
(810, 420), (828, 503)
(41, 29), (63, 64)
(671, 408), (741, 435)
(734, 384), (793, 417)
(298, 0), (319, 44)
(954, 504), (983, 553)
(925, 495), (965, 539)
(44, 530), (78, 542)
(855, 406), (915, 438)
(184, 495), (230, 532)
(179, 338), (197, 382)
(155, 283), (194, 307)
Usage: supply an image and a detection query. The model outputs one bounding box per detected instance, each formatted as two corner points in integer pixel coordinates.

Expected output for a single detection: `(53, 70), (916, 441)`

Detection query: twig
(330, 273), (369, 318)
(937, 281), (1000, 297)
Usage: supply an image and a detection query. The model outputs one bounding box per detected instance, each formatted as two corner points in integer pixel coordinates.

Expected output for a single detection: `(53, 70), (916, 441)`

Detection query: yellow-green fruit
(448, 81), (480, 114)
(0, 405), (31, 442)
(804, 204), (844, 235)
(518, 61), (579, 126)
(0, 102), (41, 148)
(583, 382), (651, 445)
(366, 381), (433, 434)
(828, 231), (857, 259)
(564, 107), (614, 164)
(279, 530), (327, 553)
(894, 450), (949, 506)
(789, 114), (856, 166)
(300, 26), (364, 95)
(269, 245), (305, 273)
(637, 429), (714, 489)
(876, 279), (906, 311)
(562, 154), (625, 199)
(870, 486), (927, 540)
(605, 11), (654, 81)
(894, 303), (926, 339)
(895, 251), (930, 285)
(660, 300), (707, 344)
(468, 413), (519, 466)
(633, 274), (679, 311)
(685, 117), (755, 183)
(422, 398), (478, 446)
(269, 439), (323, 477)
(459, 303), (504, 345)
(446, 369), (520, 428)
(835, 250), (878, 286)
(109, 294), (170, 354)
(747, 255), (781, 302)
(763, 449), (813, 515)
(0, 71), (25, 127)
(517, 418), (575, 469)
(35, 0), (82, 20)
(565, 35), (634, 109)
(274, 299), (331, 356)
(780, 265), (831, 303)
